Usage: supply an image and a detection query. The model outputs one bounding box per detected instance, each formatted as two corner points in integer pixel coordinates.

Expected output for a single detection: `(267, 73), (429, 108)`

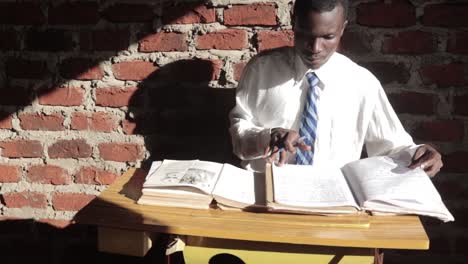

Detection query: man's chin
(301, 57), (325, 70)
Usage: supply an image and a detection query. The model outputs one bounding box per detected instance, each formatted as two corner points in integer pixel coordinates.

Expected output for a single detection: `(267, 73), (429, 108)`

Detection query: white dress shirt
(229, 47), (416, 172)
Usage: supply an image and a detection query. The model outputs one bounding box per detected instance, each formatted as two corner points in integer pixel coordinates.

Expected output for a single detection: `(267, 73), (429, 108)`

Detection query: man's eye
(324, 35), (335, 40)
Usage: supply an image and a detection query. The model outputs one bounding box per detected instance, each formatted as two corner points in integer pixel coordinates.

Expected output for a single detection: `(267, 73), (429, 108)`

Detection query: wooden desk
(74, 169), (429, 263)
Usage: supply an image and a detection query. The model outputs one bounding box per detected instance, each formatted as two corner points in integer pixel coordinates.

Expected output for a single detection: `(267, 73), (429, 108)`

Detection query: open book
(138, 153), (454, 222)
(138, 160), (257, 210)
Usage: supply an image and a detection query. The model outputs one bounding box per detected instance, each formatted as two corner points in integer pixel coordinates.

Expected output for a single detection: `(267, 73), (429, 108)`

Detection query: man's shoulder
(332, 52), (380, 84)
(247, 47), (294, 69)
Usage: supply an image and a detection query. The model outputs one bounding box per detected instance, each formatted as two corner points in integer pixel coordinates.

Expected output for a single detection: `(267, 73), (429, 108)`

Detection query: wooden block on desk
(98, 227), (152, 257)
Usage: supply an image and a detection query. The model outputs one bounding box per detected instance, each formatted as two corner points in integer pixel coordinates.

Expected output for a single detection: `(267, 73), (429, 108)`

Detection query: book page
(143, 160), (223, 194)
(342, 156), (440, 203)
(342, 155), (454, 222)
(212, 163), (256, 205)
(272, 163), (358, 208)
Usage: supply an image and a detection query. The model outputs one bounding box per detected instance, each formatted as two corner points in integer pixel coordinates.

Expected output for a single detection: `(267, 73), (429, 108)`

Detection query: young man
(229, 0), (442, 176)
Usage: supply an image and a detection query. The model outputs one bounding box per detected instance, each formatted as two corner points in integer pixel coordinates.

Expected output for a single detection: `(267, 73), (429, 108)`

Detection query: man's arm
(365, 83), (442, 177)
(229, 60), (271, 160)
(229, 60), (310, 163)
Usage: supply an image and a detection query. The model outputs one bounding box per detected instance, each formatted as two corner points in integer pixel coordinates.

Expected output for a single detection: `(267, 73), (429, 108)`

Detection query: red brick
(48, 139), (92, 159)
(162, 4), (215, 24)
(52, 193), (95, 211)
(388, 92), (435, 115)
(25, 29), (75, 52)
(38, 87), (84, 106)
(362, 61), (410, 84)
(0, 165), (21, 183)
(257, 30), (293, 52)
(49, 2), (98, 25)
(75, 167), (118, 185)
(448, 31), (468, 54)
(414, 120), (464, 142)
(2, 192), (47, 209)
(139, 32), (188, 52)
(27, 165), (71, 185)
(423, 4), (468, 27)
(71, 112), (119, 133)
(6, 58), (48, 79)
(224, 4), (277, 26)
(0, 140), (43, 158)
(197, 29), (248, 50)
(153, 59), (222, 83)
(0, 30), (19, 50)
(37, 219), (72, 229)
(80, 30), (130, 51)
(0, 3), (45, 25)
(356, 0), (416, 27)
(444, 152), (468, 173)
(112, 61), (158, 81)
(98, 143), (143, 162)
(101, 4), (154, 23)
(0, 112), (13, 129)
(382, 31), (436, 54)
(340, 31), (372, 55)
(122, 119), (137, 135)
(59, 58), (104, 80)
(454, 95), (468, 116)
(233, 62), (247, 81)
(419, 63), (467, 87)
(19, 113), (65, 131)
(95, 87), (138, 107)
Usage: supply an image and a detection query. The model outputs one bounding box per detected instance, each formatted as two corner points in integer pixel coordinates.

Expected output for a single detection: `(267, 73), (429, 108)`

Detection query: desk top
(74, 168), (429, 250)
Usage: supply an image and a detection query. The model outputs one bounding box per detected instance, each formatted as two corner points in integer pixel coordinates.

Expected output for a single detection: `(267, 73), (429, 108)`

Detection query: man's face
(293, 5), (347, 70)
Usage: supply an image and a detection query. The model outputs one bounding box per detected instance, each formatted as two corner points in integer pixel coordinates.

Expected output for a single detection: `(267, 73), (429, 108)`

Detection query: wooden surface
(74, 168), (429, 250)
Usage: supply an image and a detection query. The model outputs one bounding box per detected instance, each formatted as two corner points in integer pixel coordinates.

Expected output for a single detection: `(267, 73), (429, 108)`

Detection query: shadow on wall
(126, 59), (237, 169)
(0, 0), (209, 121)
(0, 0), (242, 165)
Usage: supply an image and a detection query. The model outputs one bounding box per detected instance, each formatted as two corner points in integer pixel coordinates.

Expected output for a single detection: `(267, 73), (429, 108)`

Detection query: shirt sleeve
(229, 60), (271, 160)
(365, 83), (417, 157)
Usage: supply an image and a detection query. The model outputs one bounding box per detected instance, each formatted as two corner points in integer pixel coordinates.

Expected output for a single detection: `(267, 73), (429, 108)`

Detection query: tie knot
(306, 72), (319, 87)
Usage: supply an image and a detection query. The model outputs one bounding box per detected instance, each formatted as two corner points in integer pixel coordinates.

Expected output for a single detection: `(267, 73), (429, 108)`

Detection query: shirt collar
(293, 49), (337, 88)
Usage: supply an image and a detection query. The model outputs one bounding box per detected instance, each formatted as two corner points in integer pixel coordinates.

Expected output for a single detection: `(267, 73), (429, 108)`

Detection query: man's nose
(307, 38), (322, 53)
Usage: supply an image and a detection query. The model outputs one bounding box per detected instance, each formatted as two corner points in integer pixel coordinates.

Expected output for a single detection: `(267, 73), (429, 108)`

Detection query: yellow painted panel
(184, 246), (374, 264)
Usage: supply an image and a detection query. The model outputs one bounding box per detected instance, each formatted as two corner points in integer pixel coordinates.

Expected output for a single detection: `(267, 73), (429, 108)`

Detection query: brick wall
(0, 0), (467, 262)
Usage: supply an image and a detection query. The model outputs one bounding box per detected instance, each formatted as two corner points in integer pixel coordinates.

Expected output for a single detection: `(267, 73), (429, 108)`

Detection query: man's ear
(340, 20), (348, 35)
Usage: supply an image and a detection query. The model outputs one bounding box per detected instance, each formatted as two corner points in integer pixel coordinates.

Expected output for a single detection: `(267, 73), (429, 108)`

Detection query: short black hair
(293, 0), (349, 21)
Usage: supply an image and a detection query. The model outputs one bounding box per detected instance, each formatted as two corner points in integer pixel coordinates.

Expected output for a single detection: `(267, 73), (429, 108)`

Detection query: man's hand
(408, 144), (443, 177)
(264, 128), (311, 166)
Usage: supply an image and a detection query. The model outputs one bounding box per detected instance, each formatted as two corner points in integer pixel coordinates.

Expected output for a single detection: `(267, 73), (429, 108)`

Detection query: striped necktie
(296, 72), (319, 165)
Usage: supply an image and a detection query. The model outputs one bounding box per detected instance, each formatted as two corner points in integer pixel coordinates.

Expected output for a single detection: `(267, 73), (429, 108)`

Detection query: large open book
(138, 153), (454, 222)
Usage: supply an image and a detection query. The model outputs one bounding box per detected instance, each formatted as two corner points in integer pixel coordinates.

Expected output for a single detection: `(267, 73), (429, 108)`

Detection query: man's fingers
(410, 150), (438, 169)
(409, 150), (431, 169)
(284, 139), (296, 153)
(413, 146), (427, 161)
(297, 142), (312, 152)
(278, 149), (288, 166)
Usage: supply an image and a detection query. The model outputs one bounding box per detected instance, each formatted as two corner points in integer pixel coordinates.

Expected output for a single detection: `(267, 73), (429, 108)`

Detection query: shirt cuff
(257, 127), (272, 157)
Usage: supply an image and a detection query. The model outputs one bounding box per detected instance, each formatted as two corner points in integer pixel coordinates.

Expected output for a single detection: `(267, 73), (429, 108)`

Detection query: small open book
(138, 153), (454, 222)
